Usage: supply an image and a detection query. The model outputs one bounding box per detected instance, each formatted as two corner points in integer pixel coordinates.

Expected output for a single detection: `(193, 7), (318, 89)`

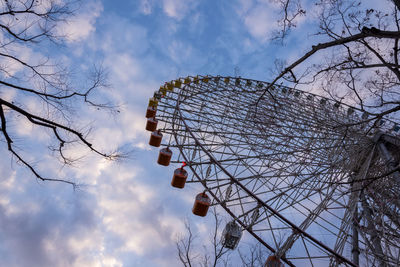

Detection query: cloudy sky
(0, 0), (377, 266)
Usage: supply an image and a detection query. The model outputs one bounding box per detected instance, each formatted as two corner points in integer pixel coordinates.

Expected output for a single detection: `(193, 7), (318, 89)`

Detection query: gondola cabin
(157, 147), (172, 166)
(221, 221), (242, 249)
(159, 86), (167, 96)
(153, 91), (161, 100)
(264, 255), (283, 267)
(148, 97), (158, 108)
(146, 106), (156, 118)
(166, 82), (174, 91)
(175, 79), (182, 88)
(192, 192), (211, 217)
(149, 130), (162, 147)
(171, 168), (188, 188)
(146, 117), (158, 131)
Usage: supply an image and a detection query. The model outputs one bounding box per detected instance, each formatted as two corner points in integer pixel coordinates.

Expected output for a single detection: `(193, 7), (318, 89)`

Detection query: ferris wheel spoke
(276, 184), (339, 257)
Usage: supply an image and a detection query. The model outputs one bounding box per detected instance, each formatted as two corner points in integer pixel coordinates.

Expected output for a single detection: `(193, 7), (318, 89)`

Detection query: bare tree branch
(0, 0), (123, 187)
(175, 208), (232, 267)
(257, 28), (400, 106)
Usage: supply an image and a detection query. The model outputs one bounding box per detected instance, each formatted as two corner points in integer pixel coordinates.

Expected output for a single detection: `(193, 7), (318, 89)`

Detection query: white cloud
(98, 21), (149, 56)
(106, 53), (142, 83)
(95, 165), (185, 262)
(162, 0), (197, 20)
(168, 40), (193, 63)
(235, 0), (254, 17)
(0, 169), (106, 266)
(0, 87), (17, 103)
(0, 43), (33, 78)
(59, 1), (103, 43)
(241, 2), (278, 42)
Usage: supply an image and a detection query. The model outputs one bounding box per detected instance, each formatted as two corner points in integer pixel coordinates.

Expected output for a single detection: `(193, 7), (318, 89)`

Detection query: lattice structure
(147, 75), (400, 266)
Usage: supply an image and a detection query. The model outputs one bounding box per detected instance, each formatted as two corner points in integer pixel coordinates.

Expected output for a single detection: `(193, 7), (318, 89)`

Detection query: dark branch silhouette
(0, 0), (121, 187)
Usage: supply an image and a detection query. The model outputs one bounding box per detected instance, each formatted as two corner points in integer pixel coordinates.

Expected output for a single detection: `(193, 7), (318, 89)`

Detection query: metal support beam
(276, 185), (338, 259)
(331, 146), (376, 267)
(378, 141), (400, 183)
(381, 134), (400, 148)
(352, 205), (360, 266)
(360, 191), (387, 266)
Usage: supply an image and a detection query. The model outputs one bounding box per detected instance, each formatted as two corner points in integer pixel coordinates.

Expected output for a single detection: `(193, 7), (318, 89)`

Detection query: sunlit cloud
(161, 0), (198, 20)
(59, 0), (103, 43)
(238, 1), (278, 43)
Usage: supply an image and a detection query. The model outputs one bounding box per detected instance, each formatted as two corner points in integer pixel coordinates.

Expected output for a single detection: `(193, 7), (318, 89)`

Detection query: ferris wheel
(145, 75), (400, 267)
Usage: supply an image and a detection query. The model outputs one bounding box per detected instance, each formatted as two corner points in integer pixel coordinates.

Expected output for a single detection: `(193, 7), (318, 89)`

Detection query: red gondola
(171, 167), (187, 188)
(146, 106), (156, 118)
(192, 192), (211, 217)
(146, 117), (158, 131)
(264, 255), (283, 267)
(157, 147), (172, 166)
(149, 130), (162, 147)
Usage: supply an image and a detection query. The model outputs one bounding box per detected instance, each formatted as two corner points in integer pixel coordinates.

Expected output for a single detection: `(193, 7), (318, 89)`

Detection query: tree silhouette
(0, 0), (120, 187)
(259, 0), (400, 131)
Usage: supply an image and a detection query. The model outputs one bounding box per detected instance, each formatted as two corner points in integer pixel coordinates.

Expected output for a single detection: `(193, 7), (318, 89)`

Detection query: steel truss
(151, 76), (400, 266)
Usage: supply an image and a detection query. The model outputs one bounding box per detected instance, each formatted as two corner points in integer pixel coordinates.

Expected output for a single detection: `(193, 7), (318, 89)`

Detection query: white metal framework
(151, 76), (400, 266)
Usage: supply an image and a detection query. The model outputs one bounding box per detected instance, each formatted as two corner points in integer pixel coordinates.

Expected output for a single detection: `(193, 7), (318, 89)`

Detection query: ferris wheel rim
(173, 81), (358, 267)
(152, 75), (400, 266)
